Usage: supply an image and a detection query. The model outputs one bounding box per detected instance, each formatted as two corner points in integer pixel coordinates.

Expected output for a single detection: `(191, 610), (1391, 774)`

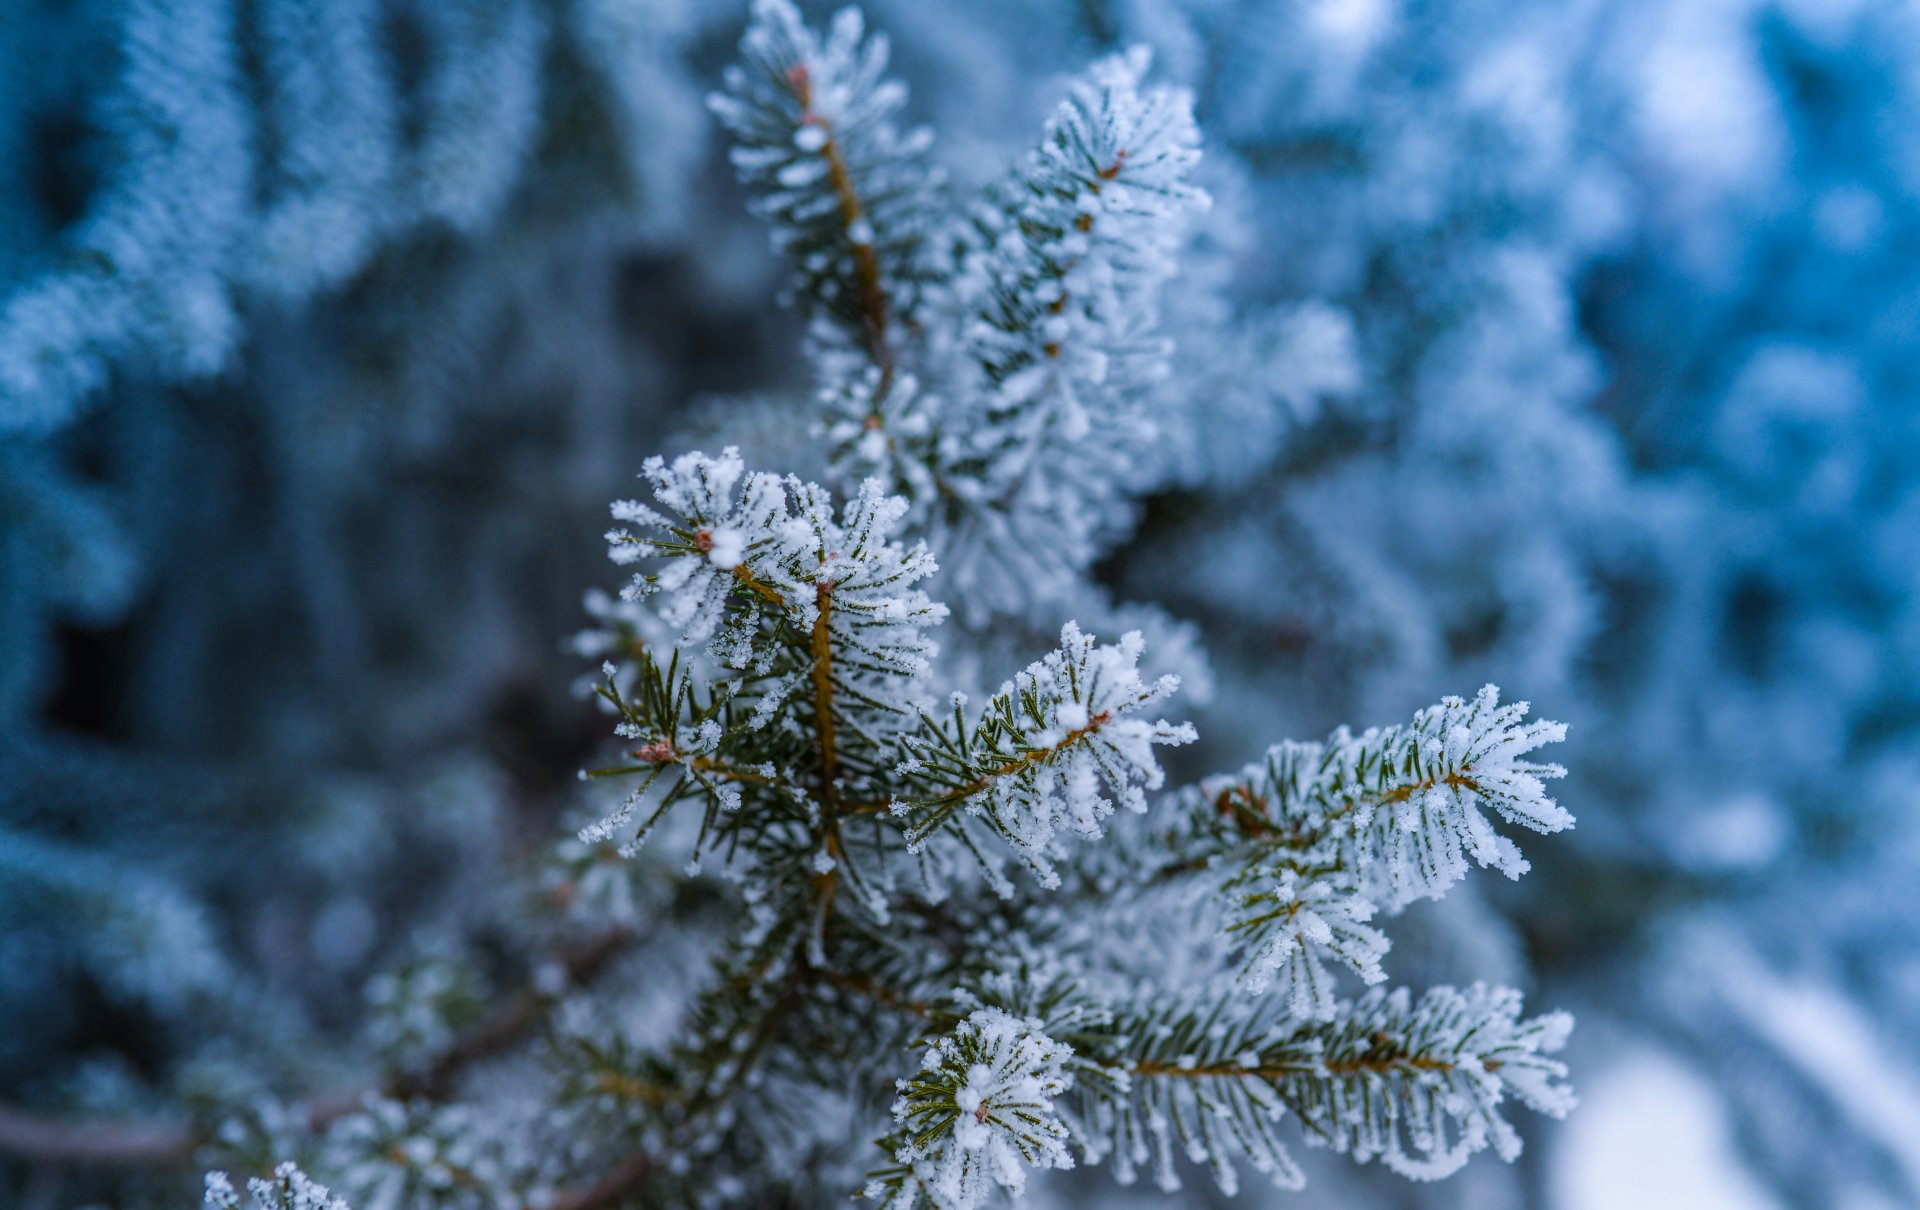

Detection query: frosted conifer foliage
(161, 6), (1578, 1202)
(204, 1163), (350, 1210)
(0, 3), (1595, 1207)
(716, 0), (1211, 621)
(875, 1009), (1076, 1209)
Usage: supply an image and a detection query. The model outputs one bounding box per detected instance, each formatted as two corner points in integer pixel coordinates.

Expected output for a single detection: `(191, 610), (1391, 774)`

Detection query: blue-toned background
(3, 0), (1917, 1206)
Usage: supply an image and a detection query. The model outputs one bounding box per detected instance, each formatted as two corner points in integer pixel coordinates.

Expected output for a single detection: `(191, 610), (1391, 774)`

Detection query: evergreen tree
(7, 4), (1582, 1205)
(10, 1), (1918, 1208)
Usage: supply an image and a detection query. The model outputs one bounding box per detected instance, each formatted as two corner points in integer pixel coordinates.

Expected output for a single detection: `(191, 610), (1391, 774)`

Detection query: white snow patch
(1553, 1044), (1784, 1210)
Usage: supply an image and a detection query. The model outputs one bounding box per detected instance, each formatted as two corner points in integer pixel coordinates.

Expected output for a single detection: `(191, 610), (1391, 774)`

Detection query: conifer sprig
(870, 1009), (1076, 1210)
(1056, 981), (1574, 1193)
(920, 46), (1210, 620)
(1173, 686), (1573, 1012)
(892, 624), (1196, 889)
(709, 0), (939, 371)
(174, 6), (1584, 1206)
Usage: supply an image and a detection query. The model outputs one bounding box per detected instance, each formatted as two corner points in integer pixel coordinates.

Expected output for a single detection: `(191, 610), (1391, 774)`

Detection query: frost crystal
(204, 1162), (352, 1210)
(606, 447), (946, 680)
(880, 1009), (1075, 1209)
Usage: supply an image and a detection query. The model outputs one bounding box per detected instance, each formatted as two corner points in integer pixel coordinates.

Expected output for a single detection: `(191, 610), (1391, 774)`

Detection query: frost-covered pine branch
(716, 1), (1209, 621)
(891, 623), (1195, 891)
(1174, 685), (1572, 1017)
(205, 1163), (350, 1210)
(140, 5), (1583, 1207)
(870, 1009), (1076, 1210)
(1062, 981), (1575, 1192)
(710, 0), (939, 372)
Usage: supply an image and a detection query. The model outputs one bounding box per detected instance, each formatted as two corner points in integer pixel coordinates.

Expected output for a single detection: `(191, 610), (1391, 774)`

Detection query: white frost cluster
(205, 1162), (352, 1210)
(1190, 687), (1568, 1012)
(1341, 685), (1572, 907)
(1204, 685), (1571, 911)
(879, 1008), (1075, 1210)
(607, 447), (946, 677)
(1231, 867), (1388, 1019)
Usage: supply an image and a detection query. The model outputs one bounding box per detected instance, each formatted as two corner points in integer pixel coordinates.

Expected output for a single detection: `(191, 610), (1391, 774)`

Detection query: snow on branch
(606, 446), (945, 678)
(1063, 981), (1573, 1193)
(710, 0), (938, 366)
(1290, 983), (1576, 1179)
(166, 5), (1589, 1204)
(870, 1008), (1076, 1210)
(205, 1163), (352, 1210)
(913, 45), (1209, 620)
(892, 624), (1195, 889)
(1175, 686), (1570, 1014)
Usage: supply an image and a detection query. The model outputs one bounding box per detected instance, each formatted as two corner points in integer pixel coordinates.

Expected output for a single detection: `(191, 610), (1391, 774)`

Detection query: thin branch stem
(1130, 1052), (1462, 1081)
(809, 583), (841, 805)
(788, 61), (894, 379)
(899, 711), (1112, 817)
(0, 1105), (197, 1168)
(0, 928), (634, 1169)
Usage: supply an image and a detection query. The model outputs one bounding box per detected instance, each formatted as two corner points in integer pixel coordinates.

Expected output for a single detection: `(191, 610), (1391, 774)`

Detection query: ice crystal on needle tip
(205, 1163), (351, 1210)
(875, 1009), (1075, 1210)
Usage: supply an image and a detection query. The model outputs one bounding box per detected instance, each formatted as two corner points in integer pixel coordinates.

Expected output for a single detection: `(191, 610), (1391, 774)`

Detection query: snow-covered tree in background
(0, 0), (715, 1096)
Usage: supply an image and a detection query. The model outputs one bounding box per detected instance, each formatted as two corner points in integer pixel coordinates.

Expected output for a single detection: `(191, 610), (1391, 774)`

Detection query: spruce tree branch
(1129, 1053), (1464, 1080)
(900, 710), (1113, 815)
(809, 581), (842, 803)
(606, 751), (777, 788)
(689, 757), (779, 787)
(730, 561), (789, 608)
(805, 579), (848, 952)
(1147, 768), (1491, 887)
(787, 65), (894, 378)
(552, 955), (936, 1207)
(1228, 768), (1484, 849)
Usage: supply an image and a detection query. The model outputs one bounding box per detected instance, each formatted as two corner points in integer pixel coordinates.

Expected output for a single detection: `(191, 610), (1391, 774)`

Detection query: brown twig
(545, 1154), (655, 1210)
(787, 63), (893, 376)
(1132, 1048), (1462, 1082)
(0, 927), (634, 1168)
(0, 1104), (198, 1168)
